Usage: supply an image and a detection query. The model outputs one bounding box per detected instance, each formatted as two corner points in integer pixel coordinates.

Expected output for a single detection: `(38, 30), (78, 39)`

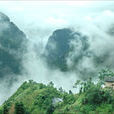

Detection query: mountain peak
(0, 12), (10, 22)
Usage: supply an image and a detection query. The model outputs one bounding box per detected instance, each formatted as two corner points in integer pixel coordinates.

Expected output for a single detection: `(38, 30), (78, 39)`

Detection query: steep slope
(44, 28), (73, 71)
(0, 81), (63, 114)
(44, 28), (114, 79)
(44, 28), (89, 71)
(0, 12), (27, 78)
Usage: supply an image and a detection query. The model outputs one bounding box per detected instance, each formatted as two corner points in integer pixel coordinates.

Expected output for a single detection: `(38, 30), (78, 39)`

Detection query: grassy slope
(0, 80), (114, 114)
(0, 81), (63, 114)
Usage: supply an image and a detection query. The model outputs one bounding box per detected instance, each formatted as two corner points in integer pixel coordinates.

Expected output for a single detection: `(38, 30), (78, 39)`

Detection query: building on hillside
(104, 77), (114, 89)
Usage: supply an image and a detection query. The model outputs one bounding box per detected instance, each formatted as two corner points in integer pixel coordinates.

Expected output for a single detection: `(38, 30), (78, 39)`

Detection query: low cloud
(1, 1), (114, 104)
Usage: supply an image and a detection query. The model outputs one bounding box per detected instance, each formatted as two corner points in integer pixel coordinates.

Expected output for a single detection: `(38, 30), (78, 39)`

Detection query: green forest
(1, 69), (114, 114)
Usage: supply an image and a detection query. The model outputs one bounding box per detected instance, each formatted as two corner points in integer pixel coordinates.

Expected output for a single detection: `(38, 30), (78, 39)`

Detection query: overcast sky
(0, 1), (114, 30)
(0, 1), (113, 43)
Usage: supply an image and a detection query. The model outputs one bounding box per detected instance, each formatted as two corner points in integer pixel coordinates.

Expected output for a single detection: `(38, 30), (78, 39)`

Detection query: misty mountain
(44, 28), (89, 72)
(0, 12), (27, 78)
(43, 25), (114, 80)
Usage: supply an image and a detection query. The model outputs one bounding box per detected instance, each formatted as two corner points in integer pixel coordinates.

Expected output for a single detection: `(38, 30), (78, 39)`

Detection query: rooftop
(104, 76), (114, 82)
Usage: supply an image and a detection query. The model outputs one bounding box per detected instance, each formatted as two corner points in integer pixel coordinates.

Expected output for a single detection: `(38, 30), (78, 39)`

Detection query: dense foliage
(1, 70), (114, 114)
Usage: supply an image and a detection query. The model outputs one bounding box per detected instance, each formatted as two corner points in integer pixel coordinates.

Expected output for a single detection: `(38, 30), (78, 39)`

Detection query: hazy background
(0, 1), (114, 104)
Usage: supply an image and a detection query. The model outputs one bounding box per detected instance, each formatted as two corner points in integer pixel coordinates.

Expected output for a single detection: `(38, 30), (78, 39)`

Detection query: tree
(3, 104), (9, 114)
(3, 101), (11, 114)
(48, 81), (54, 87)
(69, 90), (72, 94)
(15, 102), (26, 114)
(73, 78), (93, 94)
(73, 74), (114, 107)
(46, 104), (55, 114)
(82, 84), (113, 105)
(98, 68), (114, 80)
(59, 87), (64, 93)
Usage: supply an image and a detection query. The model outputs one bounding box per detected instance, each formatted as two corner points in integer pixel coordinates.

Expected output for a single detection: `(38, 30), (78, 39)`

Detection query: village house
(104, 77), (114, 89)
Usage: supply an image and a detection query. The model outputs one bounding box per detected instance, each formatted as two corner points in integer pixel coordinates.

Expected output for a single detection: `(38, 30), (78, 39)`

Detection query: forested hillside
(1, 69), (114, 114)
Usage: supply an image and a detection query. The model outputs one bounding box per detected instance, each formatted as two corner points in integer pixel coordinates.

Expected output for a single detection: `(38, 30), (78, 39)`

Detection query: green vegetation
(1, 69), (114, 114)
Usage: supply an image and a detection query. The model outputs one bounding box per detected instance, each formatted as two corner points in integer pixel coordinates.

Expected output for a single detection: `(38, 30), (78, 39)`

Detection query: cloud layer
(0, 1), (114, 104)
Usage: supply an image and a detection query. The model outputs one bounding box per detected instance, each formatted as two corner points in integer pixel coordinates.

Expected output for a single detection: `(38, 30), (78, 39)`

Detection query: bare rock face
(44, 28), (89, 71)
(44, 28), (114, 79)
(0, 12), (10, 22)
(0, 12), (27, 78)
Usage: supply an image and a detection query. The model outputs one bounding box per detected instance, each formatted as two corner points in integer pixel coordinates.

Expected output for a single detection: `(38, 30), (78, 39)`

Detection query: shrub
(15, 102), (27, 114)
